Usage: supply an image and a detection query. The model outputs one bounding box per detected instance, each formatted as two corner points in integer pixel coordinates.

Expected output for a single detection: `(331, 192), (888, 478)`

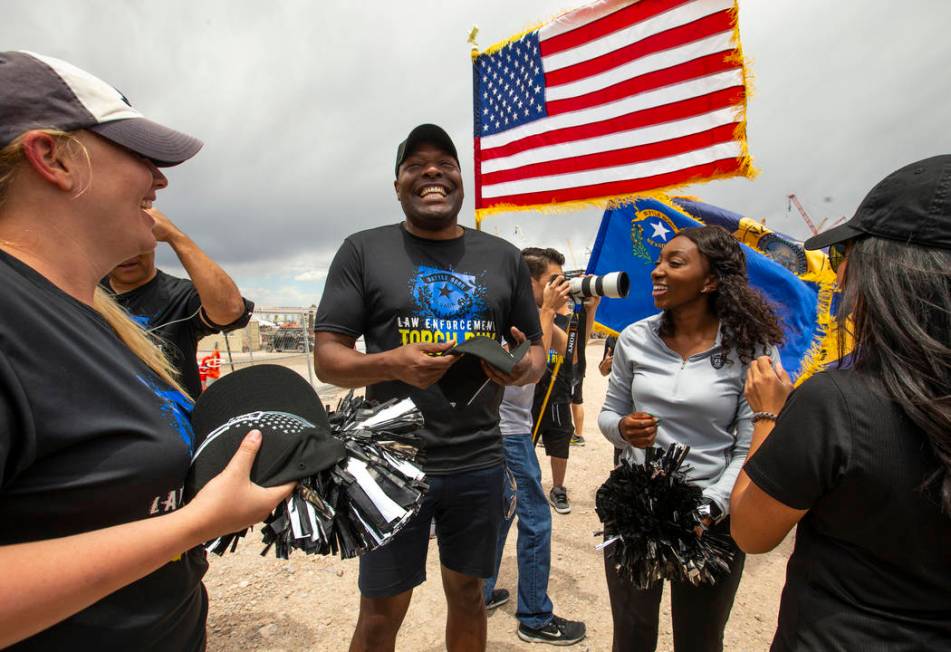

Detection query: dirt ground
(204, 342), (794, 651)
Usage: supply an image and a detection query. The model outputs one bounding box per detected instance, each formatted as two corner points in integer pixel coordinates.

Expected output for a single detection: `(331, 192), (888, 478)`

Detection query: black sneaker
(549, 487), (570, 514)
(485, 588), (509, 610)
(517, 615), (586, 646)
(570, 434), (585, 446)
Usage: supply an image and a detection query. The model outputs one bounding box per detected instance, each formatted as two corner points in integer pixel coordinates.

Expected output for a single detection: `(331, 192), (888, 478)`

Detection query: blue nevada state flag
(587, 196), (845, 382)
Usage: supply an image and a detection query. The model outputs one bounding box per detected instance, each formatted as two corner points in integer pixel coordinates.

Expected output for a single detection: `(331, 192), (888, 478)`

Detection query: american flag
(473, 0), (752, 219)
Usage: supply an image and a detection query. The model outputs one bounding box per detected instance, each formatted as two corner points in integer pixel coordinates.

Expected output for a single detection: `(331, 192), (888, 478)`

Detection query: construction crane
(787, 194), (820, 236)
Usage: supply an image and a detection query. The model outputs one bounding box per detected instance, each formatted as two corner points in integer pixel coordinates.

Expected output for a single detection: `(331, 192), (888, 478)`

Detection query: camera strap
(531, 302), (582, 445)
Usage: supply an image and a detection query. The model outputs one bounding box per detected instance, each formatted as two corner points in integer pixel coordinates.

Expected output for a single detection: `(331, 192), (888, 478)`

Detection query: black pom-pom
(595, 443), (733, 588)
(206, 391), (428, 560)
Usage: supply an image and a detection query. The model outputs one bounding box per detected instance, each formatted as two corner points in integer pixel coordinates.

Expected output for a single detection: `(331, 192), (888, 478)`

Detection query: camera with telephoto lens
(552, 269), (630, 300)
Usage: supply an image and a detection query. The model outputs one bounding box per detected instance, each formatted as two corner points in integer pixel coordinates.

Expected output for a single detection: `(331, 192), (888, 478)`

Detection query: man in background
(525, 248), (599, 515)
(483, 249), (586, 646)
(106, 208), (252, 399)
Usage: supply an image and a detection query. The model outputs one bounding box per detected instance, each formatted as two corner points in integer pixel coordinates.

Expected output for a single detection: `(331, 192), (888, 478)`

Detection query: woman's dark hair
(521, 247), (565, 280)
(836, 236), (951, 513)
(660, 225), (784, 364)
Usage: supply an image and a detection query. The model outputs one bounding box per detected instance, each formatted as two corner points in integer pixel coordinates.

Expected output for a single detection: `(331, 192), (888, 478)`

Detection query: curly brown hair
(660, 225), (784, 364)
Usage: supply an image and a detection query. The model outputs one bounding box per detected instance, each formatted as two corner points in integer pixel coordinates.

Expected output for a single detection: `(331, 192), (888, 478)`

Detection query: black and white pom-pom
(594, 443), (733, 588)
(208, 392), (428, 559)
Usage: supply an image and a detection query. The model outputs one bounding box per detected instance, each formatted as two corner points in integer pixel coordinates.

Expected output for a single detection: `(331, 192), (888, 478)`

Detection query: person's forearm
(731, 420), (775, 504)
(313, 339), (395, 387)
(167, 233), (246, 326)
(597, 410), (626, 448)
(524, 343), (546, 384)
(573, 304), (598, 363)
(0, 505), (212, 648)
(539, 307), (557, 352)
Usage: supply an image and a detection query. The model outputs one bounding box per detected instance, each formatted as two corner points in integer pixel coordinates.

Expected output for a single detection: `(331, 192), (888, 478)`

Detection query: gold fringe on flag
(472, 0), (757, 229)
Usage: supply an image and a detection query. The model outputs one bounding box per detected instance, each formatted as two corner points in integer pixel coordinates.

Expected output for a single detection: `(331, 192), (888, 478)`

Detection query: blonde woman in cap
(732, 155), (951, 650)
(0, 51), (293, 649)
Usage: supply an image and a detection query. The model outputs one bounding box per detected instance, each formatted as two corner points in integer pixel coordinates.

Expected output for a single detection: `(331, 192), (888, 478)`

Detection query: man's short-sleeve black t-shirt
(109, 271), (253, 399)
(744, 369), (951, 651)
(315, 224), (541, 475)
(0, 251), (207, 650)
(534, 313), (573, 407)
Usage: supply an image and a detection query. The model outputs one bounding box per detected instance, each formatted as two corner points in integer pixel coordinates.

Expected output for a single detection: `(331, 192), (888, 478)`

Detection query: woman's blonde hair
(0, 130), (189, 397)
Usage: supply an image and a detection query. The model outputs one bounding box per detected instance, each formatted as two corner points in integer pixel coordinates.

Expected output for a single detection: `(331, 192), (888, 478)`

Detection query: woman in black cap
(0, 52), (293, 649)
(731, 155), (951, 650)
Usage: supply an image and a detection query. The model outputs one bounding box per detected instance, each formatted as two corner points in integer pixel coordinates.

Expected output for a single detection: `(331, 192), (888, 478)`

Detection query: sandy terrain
(203, 342), (793, 651)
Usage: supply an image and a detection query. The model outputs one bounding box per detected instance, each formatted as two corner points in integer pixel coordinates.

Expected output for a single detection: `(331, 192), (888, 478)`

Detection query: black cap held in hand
(805, 155), (951, 251)
(438, 336), (531, 408)
(185, 365), (345, 502)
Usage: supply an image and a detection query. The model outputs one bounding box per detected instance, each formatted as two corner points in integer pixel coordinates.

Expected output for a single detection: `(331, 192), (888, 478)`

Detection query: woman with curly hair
(732, 156), (951, 650)
(598, 224), (783, 652)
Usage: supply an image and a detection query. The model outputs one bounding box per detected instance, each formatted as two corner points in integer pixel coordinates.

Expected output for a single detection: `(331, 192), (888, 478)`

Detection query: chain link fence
(197, 307), (351, 402)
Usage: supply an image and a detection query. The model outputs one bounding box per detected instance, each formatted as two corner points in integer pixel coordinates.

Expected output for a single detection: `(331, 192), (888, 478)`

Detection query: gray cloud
(5, 0), (951, 303)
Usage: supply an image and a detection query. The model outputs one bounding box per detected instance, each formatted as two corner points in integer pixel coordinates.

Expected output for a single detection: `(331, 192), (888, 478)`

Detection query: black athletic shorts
(357, 463), (505, 598)
(537, 402), (574, 459)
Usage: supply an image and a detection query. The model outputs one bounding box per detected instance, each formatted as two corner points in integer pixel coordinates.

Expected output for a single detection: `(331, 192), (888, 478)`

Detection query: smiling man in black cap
(315, 124), (546, 651)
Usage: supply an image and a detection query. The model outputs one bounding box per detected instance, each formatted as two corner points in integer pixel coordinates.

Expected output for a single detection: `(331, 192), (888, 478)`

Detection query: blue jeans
(483, 433), (554, 629)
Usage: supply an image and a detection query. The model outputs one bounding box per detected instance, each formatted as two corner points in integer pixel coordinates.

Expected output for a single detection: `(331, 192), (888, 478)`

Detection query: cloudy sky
(5, 0), (951, 307)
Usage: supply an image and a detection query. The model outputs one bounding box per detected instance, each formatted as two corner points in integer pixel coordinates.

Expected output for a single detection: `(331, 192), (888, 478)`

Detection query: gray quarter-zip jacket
(598, 313), (780, 516)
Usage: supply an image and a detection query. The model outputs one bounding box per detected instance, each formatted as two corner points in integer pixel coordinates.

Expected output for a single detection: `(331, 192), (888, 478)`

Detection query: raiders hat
(185, 365), (345, 502)
(0, 50), (202, 166)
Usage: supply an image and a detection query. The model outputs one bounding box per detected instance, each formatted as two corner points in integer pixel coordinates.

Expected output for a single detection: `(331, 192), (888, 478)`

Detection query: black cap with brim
(438, 337), (531, 408)
(805, 155), (951, 251)
(185, 365), (345, 502)
(90, 118), (203, 167)
(395, 123), (459, 177)
(803, 221), (865, 250)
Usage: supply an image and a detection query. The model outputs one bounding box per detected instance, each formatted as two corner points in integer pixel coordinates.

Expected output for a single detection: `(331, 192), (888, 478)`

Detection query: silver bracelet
(751, 411), (778, 423)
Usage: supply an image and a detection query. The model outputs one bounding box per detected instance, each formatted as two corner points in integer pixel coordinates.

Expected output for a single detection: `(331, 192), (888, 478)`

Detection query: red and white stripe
(474, 0), (748, 211)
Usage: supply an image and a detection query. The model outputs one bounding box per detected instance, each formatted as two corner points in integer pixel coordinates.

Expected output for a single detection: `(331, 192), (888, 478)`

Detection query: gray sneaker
(548, 487), (570, 514)
(517, 615), (586, 646)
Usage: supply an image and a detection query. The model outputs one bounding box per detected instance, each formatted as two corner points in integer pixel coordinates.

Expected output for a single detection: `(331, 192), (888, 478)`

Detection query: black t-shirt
(315, 224), (541, 475)
(108, 270), (253, 399)
(534, 313), (573, 407)
(0, 251), (208, 651)
(744, 369), (951, 651)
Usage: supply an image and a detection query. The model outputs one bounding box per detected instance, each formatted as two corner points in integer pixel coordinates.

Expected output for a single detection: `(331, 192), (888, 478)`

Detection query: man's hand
(744, 355), (794, 414)
(386, 341), (458, 389)
(598, 353), (613, 377)
(542, 275), (570, 312)
(481, 326), (533, 386)
(618, 411), (658, 448)
(147, 207), (185, 244)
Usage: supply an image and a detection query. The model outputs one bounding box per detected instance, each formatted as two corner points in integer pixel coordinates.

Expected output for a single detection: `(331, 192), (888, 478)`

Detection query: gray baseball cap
(0, 51), (202, 166)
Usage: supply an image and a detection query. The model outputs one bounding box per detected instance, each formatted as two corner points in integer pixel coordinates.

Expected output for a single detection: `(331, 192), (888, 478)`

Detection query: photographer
(524, 248), (600, 515)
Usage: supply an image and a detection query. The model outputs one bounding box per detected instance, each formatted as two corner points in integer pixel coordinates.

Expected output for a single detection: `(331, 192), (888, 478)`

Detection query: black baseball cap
(185, 365), (344, 502)
(394, 123), (459, 177)
(0, 50), (202, 166)
(804, 155), (951, 251)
